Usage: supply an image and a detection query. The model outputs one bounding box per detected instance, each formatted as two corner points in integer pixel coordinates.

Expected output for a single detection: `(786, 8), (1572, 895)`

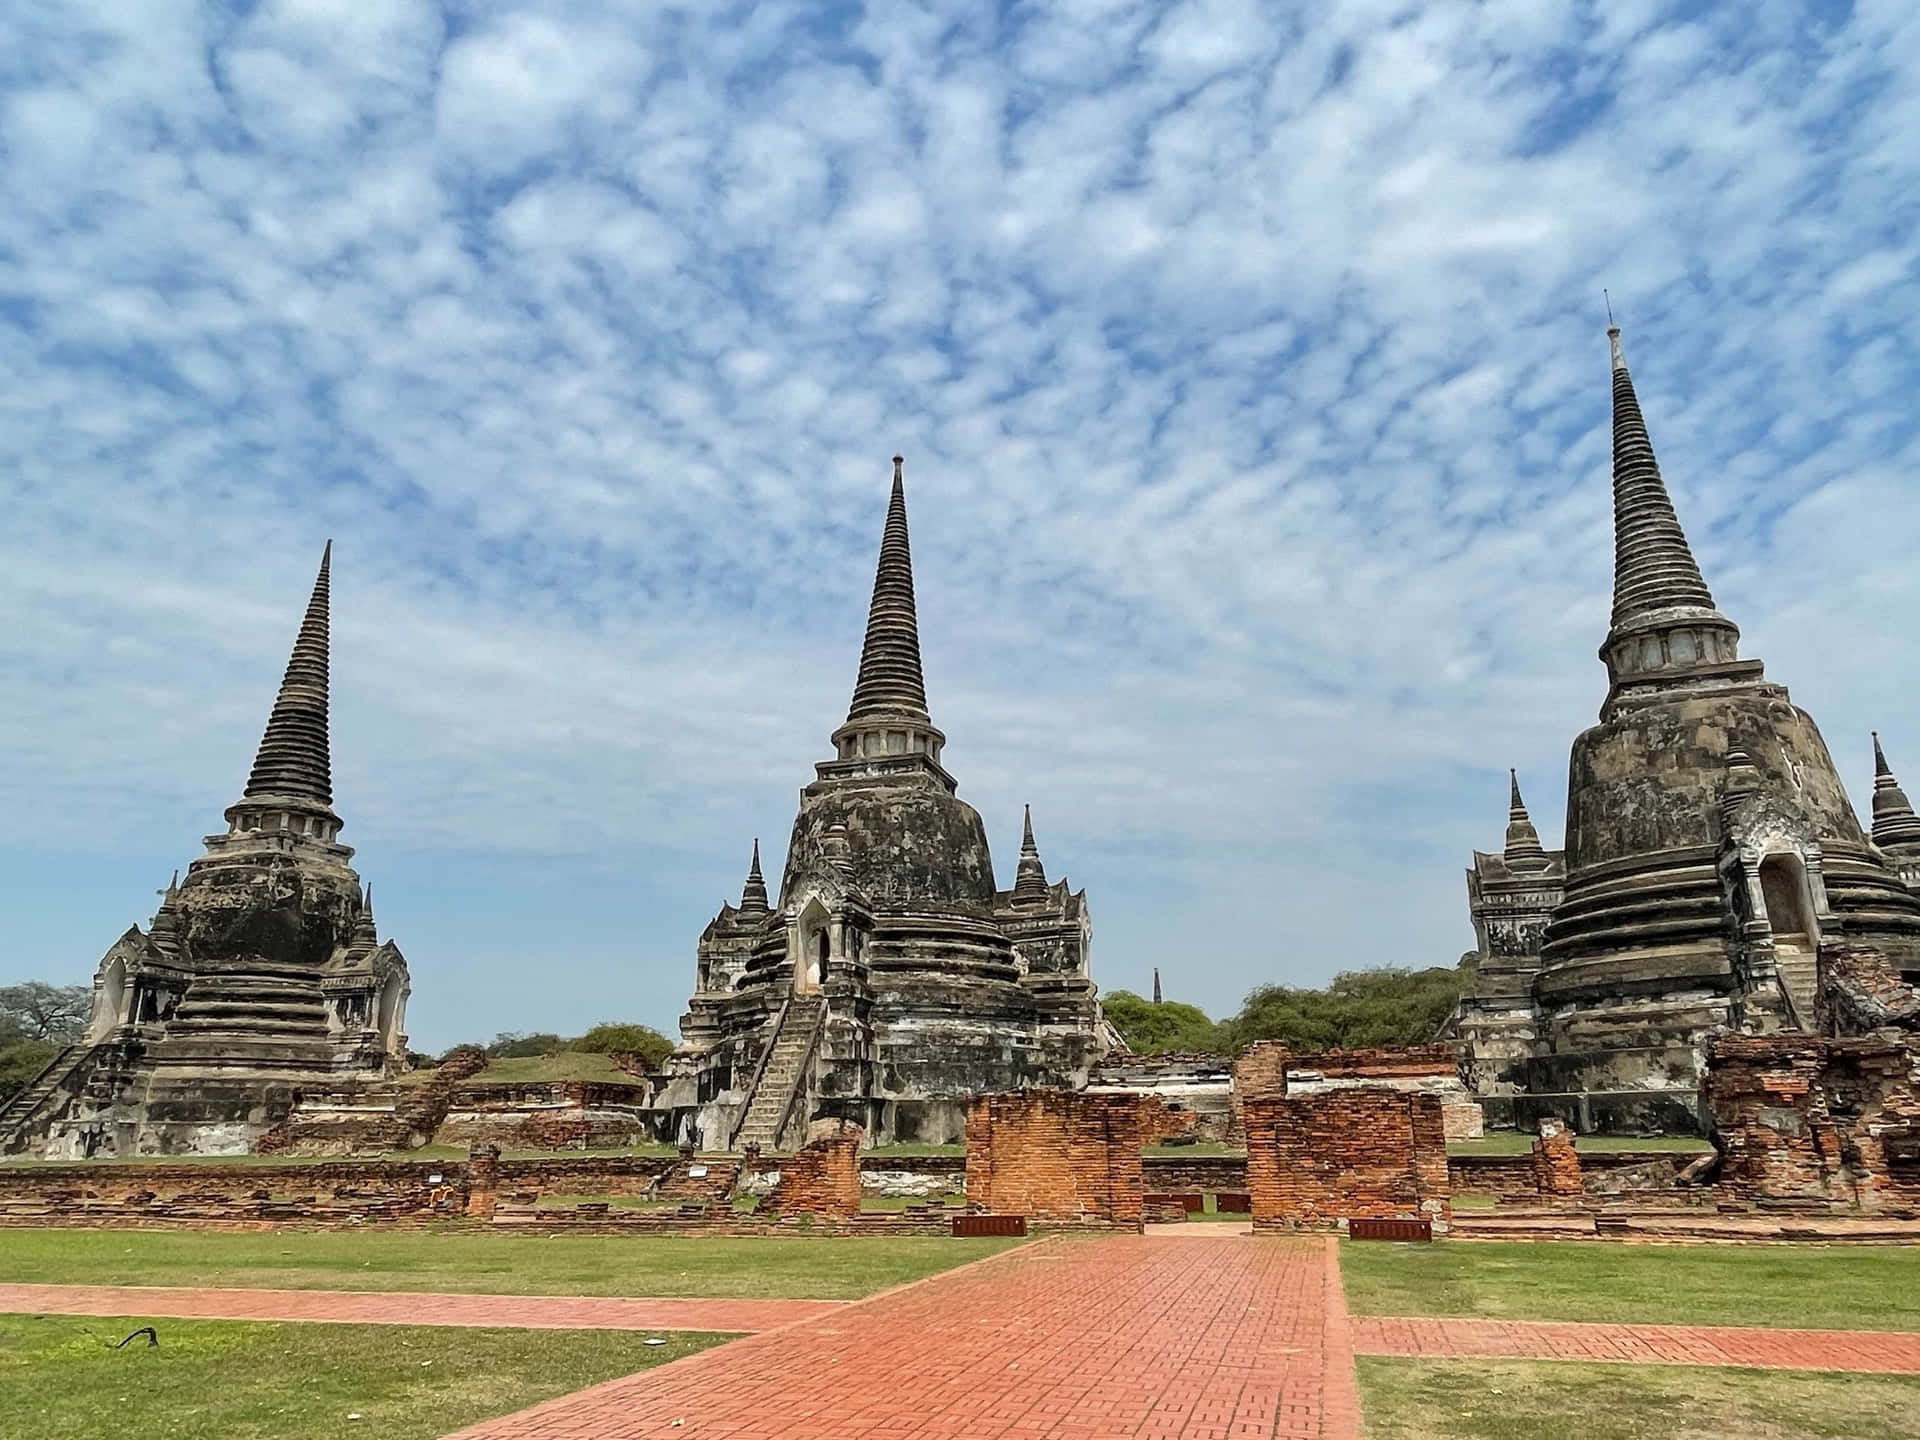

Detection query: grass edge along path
(0, 1312), (725, 1440)
(1355, 1356), (1920, 1440)
(0, 1228), (1029, 1301)
(1340, 1239), (1920, 1332)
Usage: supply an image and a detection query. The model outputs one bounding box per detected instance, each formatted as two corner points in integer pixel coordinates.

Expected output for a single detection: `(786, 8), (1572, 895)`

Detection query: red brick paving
(1350, 1315), (1920, 1374)
(445, 1234), (1361, 1440)
(0, 1283), (839, 1334)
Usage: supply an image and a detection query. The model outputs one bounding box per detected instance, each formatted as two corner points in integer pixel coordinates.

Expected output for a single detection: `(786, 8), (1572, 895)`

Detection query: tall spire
(240, 542), (335, 810)
(1152, 967), (1163, 1004)
(846, 457), (929, 725)
(740, 838), (770, 914)
(1871, 733), (1920, 850)
(1011, 803), (1050, 905)
(1599, 326), (1745, 700)
(1503, 769), (1550, 871)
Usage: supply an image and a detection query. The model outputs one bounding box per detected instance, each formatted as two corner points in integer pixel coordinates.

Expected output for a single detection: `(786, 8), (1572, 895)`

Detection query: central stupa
(666, 457), (1107, 1148)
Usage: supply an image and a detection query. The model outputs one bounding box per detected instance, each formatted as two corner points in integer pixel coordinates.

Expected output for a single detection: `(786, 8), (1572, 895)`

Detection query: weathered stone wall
(1244, 1088), (1450, 1233)
(964, 1091), (1144, 1228)
(768, 1119), (864, 1219)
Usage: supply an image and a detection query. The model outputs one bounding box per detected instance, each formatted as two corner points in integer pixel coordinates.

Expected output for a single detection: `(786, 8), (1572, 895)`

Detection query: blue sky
(3, 1), (1917, 1052)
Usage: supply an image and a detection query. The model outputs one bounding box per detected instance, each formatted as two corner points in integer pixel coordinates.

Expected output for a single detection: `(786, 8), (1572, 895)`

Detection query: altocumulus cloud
(2, 0), (1917, 1047)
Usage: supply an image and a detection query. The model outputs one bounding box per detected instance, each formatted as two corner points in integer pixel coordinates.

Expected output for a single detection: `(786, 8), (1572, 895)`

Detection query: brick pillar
(1529, 1118), (1583, 1197)
(1228, 1042), (1288, 1145)
(464, 1143), (501, 1218)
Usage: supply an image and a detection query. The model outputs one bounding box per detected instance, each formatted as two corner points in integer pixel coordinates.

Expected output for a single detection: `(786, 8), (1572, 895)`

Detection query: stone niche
(964, 1091), (1144, 1229)
(1243, 1088), (1451, 1234)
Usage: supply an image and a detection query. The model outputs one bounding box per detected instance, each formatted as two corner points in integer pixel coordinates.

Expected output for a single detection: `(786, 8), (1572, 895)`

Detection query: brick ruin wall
(1284, 1045), (1485, 1141)
(1244, 1087), (1451, 1233)
(965, 1091), (1144, 1229)
(767, 1120), (865, 1219)
(1707, 1034), (1920, 1210)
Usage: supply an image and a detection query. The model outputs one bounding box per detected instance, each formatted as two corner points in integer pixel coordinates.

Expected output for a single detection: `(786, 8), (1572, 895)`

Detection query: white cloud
(2, 0), (1919, 1046)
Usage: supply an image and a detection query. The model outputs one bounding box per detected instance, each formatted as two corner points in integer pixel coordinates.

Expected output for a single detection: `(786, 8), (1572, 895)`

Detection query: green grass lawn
(0, 1313), (720, 1440)
(394, 1052), (645, 1087)
(1446, 1133), (1714, 1156)
(1357, 1358), (1920, 1440)
(1341, 1240), (1920, 1331)
(0, 1228), (1021, 1300)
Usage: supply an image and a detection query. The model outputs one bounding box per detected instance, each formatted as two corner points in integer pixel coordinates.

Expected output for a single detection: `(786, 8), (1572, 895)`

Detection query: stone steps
(734, 999), (825, 1151)
(0, 1044), (99, 1153)
(1775, 951), (1819, 1028)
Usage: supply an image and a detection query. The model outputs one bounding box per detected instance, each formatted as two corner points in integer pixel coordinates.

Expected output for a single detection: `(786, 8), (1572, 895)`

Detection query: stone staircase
(1775, 948), (1820, 1029)
(0, 1044), (98, 1153)
(733, 995), (825, 1153)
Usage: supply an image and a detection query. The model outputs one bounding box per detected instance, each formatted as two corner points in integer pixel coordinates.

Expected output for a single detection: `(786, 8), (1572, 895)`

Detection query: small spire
(1503, 770), (1550, 871)
(150, 870), (185, 950)
(1012, 803), (1049, 905)
(351, 880), (378, 949)
(1870, 733), (1920, 851)
(740, 837), (770, 914)
(845, 457), (930, 725)
(240, 542), (336, 811)
(1152, 967), (1163, 1005)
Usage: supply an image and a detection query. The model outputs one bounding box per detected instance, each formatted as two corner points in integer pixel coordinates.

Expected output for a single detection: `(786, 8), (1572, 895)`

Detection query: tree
(1102, 990), (1222, 1054)
(572, 1023), (674, 1068)
(1217, 963), (1467, 1053)
(0, 982), (91, 1043)
(484, 1031), (566, 1059)
(0, 990), (75, 1105)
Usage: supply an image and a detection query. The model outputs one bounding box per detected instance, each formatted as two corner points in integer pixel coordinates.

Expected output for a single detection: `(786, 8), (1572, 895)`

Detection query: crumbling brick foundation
(965, 1091), (1144, 1229)
(1707, 1034), (1920, 1210)
(1244, 1087), (1450, 1233)
(768, 1119), (865, 1220)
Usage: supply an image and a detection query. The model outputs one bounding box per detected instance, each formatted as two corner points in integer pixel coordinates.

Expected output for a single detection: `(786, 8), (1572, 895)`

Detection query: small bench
(953, 1214), (1027, 1237)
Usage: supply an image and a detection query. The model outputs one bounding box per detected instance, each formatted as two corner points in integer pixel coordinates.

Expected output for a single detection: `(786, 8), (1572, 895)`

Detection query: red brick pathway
(447, 1234), (1361, 1439)
(1351, 1315), (1920, 1374)
(0, 1283), (839, 1334)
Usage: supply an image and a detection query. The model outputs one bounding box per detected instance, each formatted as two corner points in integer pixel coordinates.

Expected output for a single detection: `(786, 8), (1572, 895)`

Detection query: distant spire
(846, 457), (930, 725)
(1600, 326), (1742, 694)
(351, 881), (378, 950)
(240, 542), (335, 810)
(740, 838), (770, 914)
(1871, 733), (1920, 850)
(1503, 770), (1551, 871)
(149, 871), (184, 953)
(1152, 967), (1163, 1004)
(1011, 803), (1050, 905)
